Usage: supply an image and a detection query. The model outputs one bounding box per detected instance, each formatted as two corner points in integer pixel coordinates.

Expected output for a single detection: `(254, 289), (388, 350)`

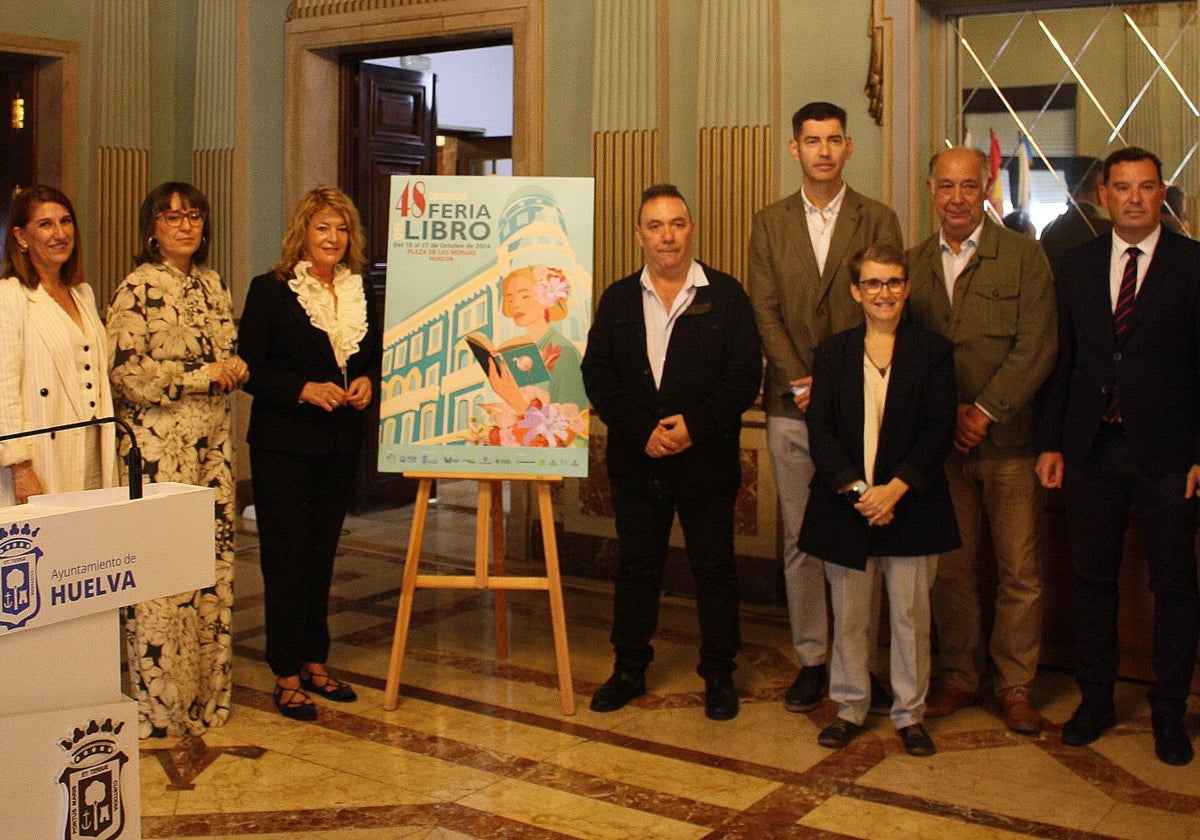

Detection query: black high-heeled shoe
(273, 684), (317, 720)
(300, 666), (357, 702)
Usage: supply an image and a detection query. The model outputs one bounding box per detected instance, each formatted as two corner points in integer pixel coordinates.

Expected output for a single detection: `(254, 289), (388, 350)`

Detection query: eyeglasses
(156, 210), (206, 227)
(855, 277), (908, 295)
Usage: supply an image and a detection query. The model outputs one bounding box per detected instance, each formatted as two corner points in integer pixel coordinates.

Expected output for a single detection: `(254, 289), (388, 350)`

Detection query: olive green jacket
(906, 219), (1057, 456)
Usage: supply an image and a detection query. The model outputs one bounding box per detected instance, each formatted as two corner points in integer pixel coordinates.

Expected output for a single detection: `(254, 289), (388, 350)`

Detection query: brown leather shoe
(925, 681), (975, 718)
(997, 687), (1043, 734)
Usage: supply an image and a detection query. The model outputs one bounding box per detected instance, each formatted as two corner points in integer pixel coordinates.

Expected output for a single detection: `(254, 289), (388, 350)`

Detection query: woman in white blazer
(0, 185), (115, 507)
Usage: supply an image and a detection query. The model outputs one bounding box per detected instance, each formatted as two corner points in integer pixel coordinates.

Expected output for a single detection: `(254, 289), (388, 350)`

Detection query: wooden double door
(341, 61), (435, 512)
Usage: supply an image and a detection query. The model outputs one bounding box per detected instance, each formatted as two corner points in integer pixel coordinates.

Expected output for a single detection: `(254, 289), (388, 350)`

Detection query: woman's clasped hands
(300, 376), (372, 412)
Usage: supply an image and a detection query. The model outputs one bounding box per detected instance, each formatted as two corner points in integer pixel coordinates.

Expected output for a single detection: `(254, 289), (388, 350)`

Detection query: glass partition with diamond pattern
(943, 2), (1197, 236)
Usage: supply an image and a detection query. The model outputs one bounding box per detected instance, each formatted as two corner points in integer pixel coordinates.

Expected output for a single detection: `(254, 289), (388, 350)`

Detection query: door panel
(0, 56), (38, 256)
(342, 60), (436, 513)
(354, 63), (436, 277)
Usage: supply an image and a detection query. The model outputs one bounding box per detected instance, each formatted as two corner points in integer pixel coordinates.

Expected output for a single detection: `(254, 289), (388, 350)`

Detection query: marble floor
(139, 481), (1200, 839)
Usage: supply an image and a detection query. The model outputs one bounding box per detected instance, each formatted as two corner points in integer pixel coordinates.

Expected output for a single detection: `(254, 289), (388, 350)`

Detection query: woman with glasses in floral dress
(107, 182), (247, 737)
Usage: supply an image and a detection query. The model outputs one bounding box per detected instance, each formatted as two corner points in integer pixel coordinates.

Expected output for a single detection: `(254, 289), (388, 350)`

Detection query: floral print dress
(107, 260), (237, 737)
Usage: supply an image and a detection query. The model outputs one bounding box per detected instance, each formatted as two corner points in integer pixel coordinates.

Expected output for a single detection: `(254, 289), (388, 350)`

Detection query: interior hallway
(138, 480), (1200, 839)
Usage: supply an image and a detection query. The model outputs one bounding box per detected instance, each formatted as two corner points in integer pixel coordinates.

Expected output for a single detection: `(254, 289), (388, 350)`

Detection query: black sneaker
(704, 675), (739, 721)
(869, 674), (893, 716)
(784, 663), (827, 712)
(589, 670), (646, 713)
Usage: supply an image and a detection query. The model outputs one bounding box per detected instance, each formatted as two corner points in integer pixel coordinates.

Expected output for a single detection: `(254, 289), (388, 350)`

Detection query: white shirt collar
(802, 182), (847, 217)
(939, 220), (985, 255)
(1112, 224), (1162, 259)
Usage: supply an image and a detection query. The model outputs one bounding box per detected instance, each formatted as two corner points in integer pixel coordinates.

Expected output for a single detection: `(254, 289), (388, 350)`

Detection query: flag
(1016, 134), (1032, 212)
(986, 129), (1004, 213)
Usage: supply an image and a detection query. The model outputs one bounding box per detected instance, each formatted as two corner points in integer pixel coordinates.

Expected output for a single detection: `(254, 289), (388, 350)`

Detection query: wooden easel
(382, 472), (575, 715)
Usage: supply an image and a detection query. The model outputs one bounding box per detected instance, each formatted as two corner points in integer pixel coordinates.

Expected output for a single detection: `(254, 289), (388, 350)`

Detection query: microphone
(0, 416), (144, 500)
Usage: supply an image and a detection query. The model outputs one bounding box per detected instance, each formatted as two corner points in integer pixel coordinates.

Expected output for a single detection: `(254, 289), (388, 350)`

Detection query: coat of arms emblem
(0, 523), (42, 631)
(58, 718), (130, 840)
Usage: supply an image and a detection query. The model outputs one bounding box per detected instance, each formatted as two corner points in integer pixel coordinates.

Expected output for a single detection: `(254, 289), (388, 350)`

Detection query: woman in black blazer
(799, 243), (959, 756)
(239, 186), (381, 720)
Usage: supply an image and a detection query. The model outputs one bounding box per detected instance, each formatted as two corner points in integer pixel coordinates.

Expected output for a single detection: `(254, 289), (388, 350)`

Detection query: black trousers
(1063, 427), (1200, 719)
(251, 447), (359, 677)
(609, 483), (741, 678)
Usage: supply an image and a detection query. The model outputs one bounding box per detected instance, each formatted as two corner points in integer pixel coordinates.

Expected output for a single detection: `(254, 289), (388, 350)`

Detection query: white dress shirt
(639, 260), (707, 388)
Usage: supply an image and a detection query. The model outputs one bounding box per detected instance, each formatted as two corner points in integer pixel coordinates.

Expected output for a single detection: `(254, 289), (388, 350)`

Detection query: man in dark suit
(748, 101), (903, 713)
(581, 184), (762, 721)
(1039, 156), (1112, 278)
(1036, 147), (1200, 766)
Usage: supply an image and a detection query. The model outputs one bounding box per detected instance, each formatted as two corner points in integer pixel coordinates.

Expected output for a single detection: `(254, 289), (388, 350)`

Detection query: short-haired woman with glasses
(799, 243), (960, 757)
(107, 181), (247, 737)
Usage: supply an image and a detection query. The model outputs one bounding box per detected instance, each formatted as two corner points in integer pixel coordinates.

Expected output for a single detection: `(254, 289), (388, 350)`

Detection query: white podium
(0, 483), (215, 840)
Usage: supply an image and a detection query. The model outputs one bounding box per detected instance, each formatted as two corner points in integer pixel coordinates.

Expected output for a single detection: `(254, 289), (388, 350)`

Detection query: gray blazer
(748, 185), (902, 418)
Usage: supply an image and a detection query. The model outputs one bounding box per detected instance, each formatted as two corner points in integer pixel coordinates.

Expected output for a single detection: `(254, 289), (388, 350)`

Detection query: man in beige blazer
(748, 101), (903, 714)
(906, 147), (1056, 734)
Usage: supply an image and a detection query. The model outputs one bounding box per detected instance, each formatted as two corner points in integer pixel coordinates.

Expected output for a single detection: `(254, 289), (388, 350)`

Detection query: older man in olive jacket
(906, 147), (1057, 735)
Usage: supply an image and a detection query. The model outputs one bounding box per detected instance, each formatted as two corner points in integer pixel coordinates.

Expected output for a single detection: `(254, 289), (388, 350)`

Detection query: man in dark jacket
(581, 184), (762, 721)
(1036, 147), (1200, 766)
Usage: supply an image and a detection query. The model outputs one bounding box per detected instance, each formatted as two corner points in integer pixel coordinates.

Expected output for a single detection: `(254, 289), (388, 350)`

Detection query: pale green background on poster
(379, 176), (594, 478)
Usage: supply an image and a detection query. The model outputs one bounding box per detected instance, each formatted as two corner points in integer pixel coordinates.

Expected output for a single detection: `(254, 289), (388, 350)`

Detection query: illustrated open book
(465, 332), (552, 388)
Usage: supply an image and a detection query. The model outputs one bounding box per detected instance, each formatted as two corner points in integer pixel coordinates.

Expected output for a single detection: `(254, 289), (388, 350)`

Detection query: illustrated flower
(463, 388), (585, 449)
(532, 265), (570, 308)
(513, 353), (534, 372)
(515, 401), (575, 448)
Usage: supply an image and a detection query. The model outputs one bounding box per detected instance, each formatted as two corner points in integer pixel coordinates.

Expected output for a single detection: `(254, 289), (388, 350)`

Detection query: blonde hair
(500, 265), (569, 323)
(272, 185), (366, 279)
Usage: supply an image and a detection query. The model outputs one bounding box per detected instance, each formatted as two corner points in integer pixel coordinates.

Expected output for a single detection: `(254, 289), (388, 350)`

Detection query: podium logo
(0, 522), (42, 630)
(58, 718), (130, 840)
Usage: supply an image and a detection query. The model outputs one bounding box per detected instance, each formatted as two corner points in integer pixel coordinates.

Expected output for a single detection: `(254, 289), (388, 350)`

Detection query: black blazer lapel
(840, 324), (868, 474)
(1077, 238), (1117, 344)
(881, 321), (919, 435)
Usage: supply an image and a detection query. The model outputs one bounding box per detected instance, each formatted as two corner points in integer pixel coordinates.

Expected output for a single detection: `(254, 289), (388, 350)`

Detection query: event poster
(378, 176), (594, 477)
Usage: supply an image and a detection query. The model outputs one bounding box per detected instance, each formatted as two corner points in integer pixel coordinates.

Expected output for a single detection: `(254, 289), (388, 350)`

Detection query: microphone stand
(0, 416), (143, 500)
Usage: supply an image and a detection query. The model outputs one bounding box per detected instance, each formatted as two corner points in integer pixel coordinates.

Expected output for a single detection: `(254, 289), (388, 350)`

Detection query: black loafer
(1153, 717), (1194, 766)
(784, 663), (827, 712)
(869, 674), (893, 716)
(704, 676), (739, 721)
(590, 670), (645, 712)
(818, 718), (862, 749)
(898, 723), (936, 756)
(1061, 701), (1116, 746)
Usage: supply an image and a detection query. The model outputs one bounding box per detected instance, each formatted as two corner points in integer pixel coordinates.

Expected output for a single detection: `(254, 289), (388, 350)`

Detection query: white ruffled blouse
(287, 261), (368, 373)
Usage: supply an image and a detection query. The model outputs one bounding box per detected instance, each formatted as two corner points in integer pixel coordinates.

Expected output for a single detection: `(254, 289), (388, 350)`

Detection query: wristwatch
(843, 480), (869, 502)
